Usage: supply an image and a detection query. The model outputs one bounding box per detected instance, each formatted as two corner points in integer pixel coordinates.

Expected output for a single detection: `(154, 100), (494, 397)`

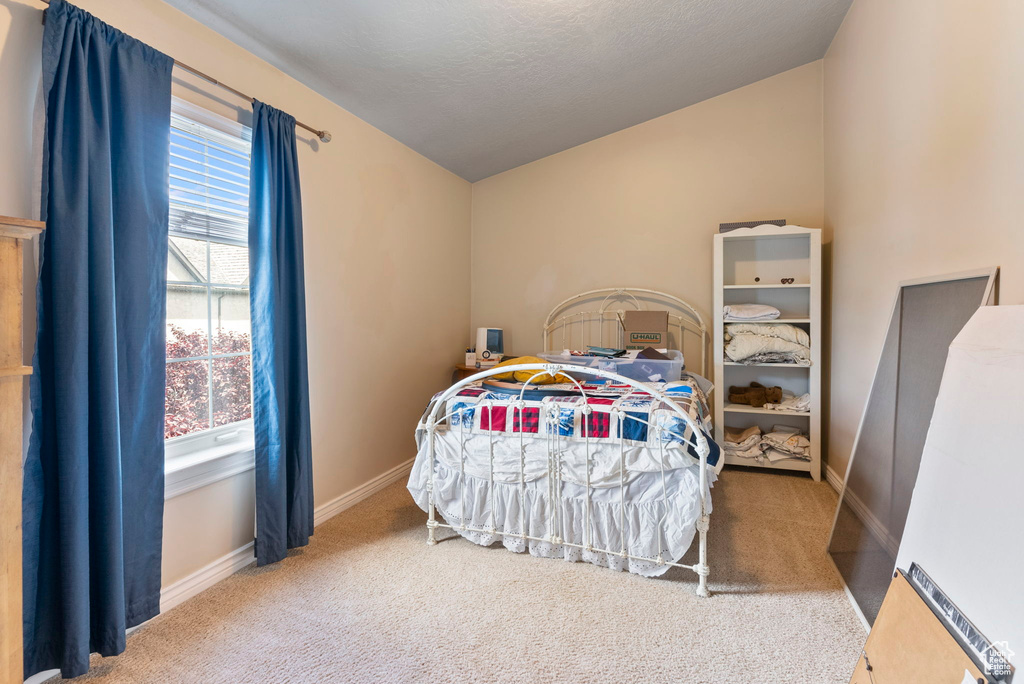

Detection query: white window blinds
(169, 112), (252, 246)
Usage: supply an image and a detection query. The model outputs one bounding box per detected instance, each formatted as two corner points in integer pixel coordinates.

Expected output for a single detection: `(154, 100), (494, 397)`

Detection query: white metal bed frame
(419, 362), (714, 597)
(542, 287), (709, 377)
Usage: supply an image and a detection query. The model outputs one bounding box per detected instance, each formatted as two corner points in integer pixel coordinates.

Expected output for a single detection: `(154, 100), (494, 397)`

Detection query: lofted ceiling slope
(164, 0), (852, 181)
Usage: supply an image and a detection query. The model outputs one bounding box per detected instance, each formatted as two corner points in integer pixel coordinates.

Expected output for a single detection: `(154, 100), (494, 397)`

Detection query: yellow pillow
(489, 356), (574, 384)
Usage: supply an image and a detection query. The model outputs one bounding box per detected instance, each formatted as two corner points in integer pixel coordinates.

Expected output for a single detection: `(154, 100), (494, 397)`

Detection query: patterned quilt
(423, 376), (720, 469)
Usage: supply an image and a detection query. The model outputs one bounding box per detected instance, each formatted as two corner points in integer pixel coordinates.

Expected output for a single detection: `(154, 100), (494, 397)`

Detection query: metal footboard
(417, 363), (713, 597)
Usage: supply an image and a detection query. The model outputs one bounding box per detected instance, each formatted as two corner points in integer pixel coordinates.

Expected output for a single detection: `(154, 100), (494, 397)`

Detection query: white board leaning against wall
(896, 305), (1024, 671)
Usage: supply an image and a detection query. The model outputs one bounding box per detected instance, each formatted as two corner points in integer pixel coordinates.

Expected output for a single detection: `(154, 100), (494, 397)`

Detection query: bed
(407, 288), (719, 596)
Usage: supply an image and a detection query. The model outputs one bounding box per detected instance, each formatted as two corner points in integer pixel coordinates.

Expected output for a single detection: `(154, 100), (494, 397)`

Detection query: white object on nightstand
(713, 224), (822, 481)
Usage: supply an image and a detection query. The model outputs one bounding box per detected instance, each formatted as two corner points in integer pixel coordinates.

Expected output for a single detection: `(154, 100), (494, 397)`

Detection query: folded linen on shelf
(722, 304), (780, 321)
(724, 424), (760, 447)
(726, 443), (765, 459)
(725, 333), (811, 365)
(760, 424), (810, 460)
(736, 351), (808, 365)
(725, 322), (810, 348)
(763, 392), (811, 413)
(723, 425), (764, 460)
(764, 448), (808, 463)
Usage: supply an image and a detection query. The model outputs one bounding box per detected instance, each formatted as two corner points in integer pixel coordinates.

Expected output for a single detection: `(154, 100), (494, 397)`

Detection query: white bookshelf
(713, 225), (822, 481)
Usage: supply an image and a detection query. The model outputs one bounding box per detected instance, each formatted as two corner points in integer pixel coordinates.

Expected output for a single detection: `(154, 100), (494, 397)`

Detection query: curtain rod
(36, 0), (332, 143)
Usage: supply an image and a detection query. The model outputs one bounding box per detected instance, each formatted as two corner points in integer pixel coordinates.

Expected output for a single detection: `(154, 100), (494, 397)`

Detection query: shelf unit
(713, 225), (821, 481)
(722, 360), (811, 367)
(728, 318), (810, 324)
(722, 284), (811, 290)
(722, 402), (810, 417)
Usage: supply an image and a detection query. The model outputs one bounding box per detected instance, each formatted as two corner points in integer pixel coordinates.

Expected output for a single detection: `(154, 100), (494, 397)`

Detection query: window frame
(164, 97), (255, 499)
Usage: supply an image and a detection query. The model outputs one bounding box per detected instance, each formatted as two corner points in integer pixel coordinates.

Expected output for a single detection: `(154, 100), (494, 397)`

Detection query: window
(164, 100), (254, 479)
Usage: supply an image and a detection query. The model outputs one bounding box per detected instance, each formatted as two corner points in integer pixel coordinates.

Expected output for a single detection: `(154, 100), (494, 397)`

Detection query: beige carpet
(52, 468), (866, 683)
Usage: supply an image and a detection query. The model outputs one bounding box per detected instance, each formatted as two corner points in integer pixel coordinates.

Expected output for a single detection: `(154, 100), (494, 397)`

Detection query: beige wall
(823, 0), (1024, 479)
(7, 0), (1020, 610)
(470, 61), (825, 363)
(0, 0), (471, 587)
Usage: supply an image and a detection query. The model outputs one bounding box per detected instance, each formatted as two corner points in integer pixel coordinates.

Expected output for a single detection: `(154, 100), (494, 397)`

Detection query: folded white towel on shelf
(723, 304), (780, 321)
(725, 322), (810, 348)
(763, 392), (812, 413)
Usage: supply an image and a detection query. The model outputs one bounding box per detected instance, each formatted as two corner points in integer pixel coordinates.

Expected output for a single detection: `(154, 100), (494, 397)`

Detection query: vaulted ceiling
(164, 0), (852, 181)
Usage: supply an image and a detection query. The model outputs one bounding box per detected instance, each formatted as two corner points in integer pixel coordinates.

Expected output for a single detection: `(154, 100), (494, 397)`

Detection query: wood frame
(1, 215), (44, 684)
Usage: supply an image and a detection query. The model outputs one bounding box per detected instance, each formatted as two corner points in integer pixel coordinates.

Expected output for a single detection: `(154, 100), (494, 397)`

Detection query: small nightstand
(452, 364), (481, 384)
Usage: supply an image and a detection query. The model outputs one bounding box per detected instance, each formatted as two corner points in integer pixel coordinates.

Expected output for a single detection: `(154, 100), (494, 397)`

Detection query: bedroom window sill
(165, 422), (255, 500)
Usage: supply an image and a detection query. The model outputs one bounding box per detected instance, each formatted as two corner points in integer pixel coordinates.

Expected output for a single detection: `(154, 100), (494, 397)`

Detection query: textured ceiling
(164, 0), (852, 181)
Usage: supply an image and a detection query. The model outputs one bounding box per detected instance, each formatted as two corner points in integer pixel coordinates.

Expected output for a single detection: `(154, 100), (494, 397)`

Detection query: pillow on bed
(489, 356), (573, 384)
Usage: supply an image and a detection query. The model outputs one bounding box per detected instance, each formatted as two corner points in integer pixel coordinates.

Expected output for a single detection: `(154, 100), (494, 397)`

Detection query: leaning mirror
(827, 268), (998, 626)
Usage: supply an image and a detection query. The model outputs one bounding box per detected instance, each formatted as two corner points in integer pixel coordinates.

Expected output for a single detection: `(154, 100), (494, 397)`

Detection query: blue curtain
(22, 0), (172, 678)
(249, 100), (315, 566)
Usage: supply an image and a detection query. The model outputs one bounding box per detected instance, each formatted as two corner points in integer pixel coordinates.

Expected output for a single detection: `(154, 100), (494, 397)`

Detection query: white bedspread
(408, 427), (716, 577)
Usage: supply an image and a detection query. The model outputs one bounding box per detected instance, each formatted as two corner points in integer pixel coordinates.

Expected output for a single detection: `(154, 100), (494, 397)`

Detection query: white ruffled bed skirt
(407, 454), (715, 577)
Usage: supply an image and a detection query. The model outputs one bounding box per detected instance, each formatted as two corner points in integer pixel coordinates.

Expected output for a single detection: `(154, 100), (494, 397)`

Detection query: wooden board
(0, 225), (39, 684)
(1, 234), (25, 683)
(849, 571), (987, 684)
(0, 239), (22, 371)
(0, 215), (44, 241)
(0, 379), (24, 684)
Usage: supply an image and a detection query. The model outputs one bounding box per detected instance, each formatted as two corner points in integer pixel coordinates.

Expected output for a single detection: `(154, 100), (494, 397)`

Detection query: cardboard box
(623, 310), (669, 350)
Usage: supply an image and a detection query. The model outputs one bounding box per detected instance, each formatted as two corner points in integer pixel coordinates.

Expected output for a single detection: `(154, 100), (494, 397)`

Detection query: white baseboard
(23, 548), (257, 684)
(158, 457), (414, 615)
(823, 464), (887, 633)
(824, 465), (899, 558)
(22, 459), (415, 683)
(825, 464), (844, 493)
(160, 541), (255, 613)
(826, 553), (872, 633)
(25, 670), (57, 684)
(313, 457), (414, 527)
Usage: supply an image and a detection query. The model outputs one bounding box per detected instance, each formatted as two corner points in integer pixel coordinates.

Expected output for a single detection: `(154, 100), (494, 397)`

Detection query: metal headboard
(542, 287), (708, 378)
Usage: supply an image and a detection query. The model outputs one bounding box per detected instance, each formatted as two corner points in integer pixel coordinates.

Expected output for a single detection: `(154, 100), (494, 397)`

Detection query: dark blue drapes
(23, 0), (172, 678)
(249, 100), (315, 566)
